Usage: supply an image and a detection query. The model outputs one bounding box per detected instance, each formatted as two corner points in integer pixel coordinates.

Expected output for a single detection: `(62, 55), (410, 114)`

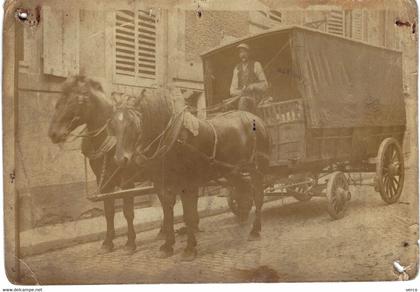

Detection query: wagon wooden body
(201, 26), (406, 218)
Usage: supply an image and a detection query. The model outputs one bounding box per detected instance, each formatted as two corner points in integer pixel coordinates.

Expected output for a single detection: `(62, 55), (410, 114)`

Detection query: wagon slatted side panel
(258, 99), (306, 166)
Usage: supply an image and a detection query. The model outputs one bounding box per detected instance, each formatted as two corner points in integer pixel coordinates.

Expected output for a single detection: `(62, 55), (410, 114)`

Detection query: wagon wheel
(227, 195), (240, 216)
(288, 174), (317, 202)
(226, 186), (252, 218)
(376, 138), (405, 204)
(326, 171), (351, 219)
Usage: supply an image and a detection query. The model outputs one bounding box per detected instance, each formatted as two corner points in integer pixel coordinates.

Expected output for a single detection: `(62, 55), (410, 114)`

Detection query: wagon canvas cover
(292, 28), (406, 128)
(2, 0), (419, 288)
(202, 27), (406, 129)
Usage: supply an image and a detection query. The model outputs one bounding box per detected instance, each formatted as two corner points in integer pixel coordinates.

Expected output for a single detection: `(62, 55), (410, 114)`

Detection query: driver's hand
(245, 84), (255, 93)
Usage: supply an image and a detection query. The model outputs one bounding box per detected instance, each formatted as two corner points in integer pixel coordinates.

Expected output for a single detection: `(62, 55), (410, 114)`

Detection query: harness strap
(71, 120), (110, 138)
(82, 135), (117, 160)
(137, 108), (186, 162)
(206, 120), (218, 160)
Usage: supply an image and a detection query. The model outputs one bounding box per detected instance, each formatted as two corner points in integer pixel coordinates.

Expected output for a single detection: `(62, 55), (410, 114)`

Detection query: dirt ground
(19, 170), (418, 284)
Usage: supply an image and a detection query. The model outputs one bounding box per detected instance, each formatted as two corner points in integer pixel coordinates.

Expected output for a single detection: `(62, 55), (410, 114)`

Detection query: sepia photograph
(2, 0), (419, 285)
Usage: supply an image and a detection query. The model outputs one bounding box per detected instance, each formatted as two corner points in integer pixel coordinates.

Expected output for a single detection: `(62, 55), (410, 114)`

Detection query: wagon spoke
(384, 180), (390, 198)
(384, 176), (390, 197)
(383, 174), (389, 185)
(389, 178), (397, 197)
(392, 176), (399, 188)
(391, 147), (397, 162)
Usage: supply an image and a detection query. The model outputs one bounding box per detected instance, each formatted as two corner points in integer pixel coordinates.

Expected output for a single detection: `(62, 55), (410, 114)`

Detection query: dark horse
(48, 76), (138, 253)
(109, 89), (270, 260)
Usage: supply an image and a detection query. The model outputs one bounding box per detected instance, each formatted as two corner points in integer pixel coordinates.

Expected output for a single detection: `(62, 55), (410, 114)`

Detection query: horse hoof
(157, 248), (174, 259)
(248, 232), (261, 241)
(123, 242), (136, 254)
(180, 248), (197, 262)
(156, 231), (166, 240)
(99, 242), (114, 254)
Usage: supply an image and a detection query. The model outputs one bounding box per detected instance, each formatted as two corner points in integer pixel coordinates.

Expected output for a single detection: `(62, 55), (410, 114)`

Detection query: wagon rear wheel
(326, 171), (351, 219)
(376, 137), (405, 204)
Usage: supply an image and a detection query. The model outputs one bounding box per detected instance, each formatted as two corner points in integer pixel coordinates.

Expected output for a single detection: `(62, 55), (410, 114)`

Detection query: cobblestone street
(20, 172), (418, 284)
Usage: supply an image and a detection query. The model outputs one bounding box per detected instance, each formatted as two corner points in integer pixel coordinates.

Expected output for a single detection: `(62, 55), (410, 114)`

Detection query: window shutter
(43, 7), (64, 76)
(43, 7), (79, 77)
(255, 10), (282, 27)
(351, 10), (363, 40)
(115, 10), (136, 78)
(327, 10), (344, 36)
(267, 10), (282, 24)
(114, 10), (157, 84)
(137, 10), (157, 78)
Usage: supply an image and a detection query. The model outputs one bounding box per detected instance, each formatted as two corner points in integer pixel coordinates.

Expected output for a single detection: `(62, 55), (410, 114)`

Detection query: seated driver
(229, 43), (268, 114)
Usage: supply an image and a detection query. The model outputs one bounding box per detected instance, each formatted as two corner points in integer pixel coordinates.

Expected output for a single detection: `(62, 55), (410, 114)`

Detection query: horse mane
(135, 89), (173, 144)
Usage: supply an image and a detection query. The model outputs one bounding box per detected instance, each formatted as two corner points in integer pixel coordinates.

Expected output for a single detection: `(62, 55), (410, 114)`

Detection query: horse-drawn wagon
(201, 26), (406, 219)
(49, 26), (406, 257)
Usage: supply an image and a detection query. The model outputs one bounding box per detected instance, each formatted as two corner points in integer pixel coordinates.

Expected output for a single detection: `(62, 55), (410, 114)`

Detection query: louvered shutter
(114, 10), (157, 84)
(351, 10), (363, 40)
(115, 10), (136, 78)
(327, 10), (344, 36)
(267, 10), (282, 24)
(137, 10), (157, 78)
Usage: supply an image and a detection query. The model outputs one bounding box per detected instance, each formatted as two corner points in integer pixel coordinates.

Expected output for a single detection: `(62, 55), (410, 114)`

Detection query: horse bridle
(64, 93), (110, 139)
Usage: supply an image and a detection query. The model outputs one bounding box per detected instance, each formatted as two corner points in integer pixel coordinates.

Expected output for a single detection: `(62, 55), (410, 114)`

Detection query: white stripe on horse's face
(118, 112), (124, 121)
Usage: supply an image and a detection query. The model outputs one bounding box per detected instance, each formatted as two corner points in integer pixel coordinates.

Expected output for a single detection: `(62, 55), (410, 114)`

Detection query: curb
(21, 195), (230, 257)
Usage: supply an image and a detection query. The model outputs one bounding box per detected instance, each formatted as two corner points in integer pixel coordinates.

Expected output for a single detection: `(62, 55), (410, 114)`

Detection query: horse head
(109, 90), (145, 168)
(48, 75), (113, 144)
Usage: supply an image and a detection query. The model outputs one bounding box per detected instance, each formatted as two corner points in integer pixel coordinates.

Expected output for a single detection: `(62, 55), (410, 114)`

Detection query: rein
(67, 119), (110, 139)
(135, 108), (186, 162)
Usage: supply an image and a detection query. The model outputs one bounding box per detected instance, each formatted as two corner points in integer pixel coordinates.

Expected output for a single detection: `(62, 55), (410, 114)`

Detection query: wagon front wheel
(326, 171), (351, 219)
(288, 174), (317, 202)
(376, 137), (405, 204)
(226, 186), (252, 219)
(227, 196), (240, 216)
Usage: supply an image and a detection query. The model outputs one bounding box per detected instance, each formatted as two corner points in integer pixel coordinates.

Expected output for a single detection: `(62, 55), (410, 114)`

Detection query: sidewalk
(20, 193), (230, 257)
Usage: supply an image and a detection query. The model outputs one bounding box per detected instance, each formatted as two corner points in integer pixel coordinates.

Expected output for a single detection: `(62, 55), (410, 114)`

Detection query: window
(114, 10), (157, 85)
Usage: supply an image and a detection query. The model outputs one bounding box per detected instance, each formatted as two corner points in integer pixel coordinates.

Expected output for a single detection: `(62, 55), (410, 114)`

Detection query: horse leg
(155, 190), (166, 240)
(180, 188), (198, 261)
(190, 187), (200, 233)
(101, 198), (115, 252)
(122, 196), (136, 252)
(158, 190), (175, 258)
(249, 176), (264, 241)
